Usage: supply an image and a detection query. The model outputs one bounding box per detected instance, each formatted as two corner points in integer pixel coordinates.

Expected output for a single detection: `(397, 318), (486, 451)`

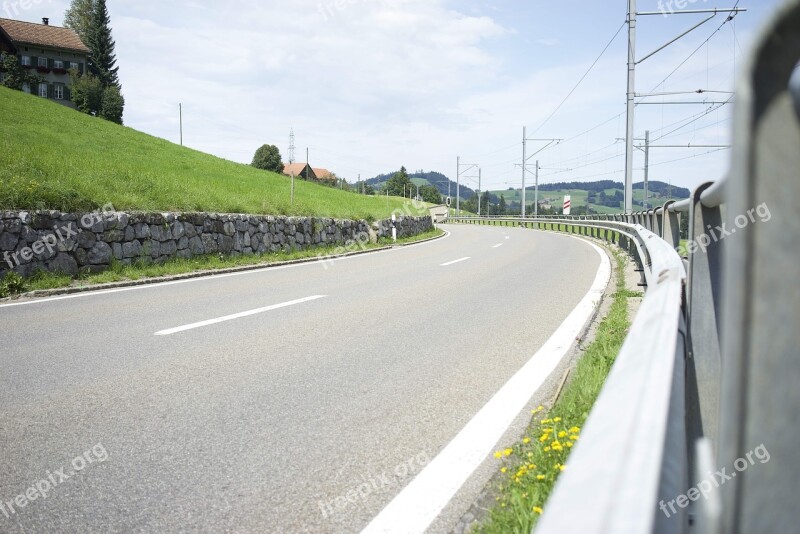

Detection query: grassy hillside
(0, 87), (416, 219)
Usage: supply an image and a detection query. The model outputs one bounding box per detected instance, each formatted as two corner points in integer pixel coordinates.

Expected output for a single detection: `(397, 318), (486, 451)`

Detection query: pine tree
(63, 0), (94, 46)
(87, 0), (119, 89)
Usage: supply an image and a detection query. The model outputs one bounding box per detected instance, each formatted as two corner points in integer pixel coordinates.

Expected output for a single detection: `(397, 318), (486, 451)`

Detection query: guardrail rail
(446, 2), (800, 532)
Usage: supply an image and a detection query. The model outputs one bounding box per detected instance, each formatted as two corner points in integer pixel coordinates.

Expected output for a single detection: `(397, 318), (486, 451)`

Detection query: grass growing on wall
(0, 86), (421, 219)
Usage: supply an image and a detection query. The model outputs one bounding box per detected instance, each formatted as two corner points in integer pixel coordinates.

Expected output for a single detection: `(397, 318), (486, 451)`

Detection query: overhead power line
(530, 21), (627, 136)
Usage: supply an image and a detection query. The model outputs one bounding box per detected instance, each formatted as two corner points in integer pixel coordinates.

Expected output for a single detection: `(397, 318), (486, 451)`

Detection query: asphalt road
(0, 223), (601, 533)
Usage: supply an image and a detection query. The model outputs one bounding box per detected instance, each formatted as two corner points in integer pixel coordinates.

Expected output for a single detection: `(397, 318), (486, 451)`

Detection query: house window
(69, 62), (78, 70)
(54, 60), (63, 69)
(38, 83), (48, 98)
(38, 57), (47, 67)
(53, 84), (64, 100)
(22, 83), (30, 94)
(21, 55), (30, 66)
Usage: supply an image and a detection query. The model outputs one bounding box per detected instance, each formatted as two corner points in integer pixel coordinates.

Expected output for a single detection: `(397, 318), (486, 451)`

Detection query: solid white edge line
(440, 257), (471, 267)
(154, 295), (327, 336)
(0, 231), (452, 309)
(361, 236), (611, 534)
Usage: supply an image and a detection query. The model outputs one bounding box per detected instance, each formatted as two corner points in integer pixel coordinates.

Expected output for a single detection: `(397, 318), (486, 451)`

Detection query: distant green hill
(490, 180), (690, 214)
(0, 86), (414, 219)
(367, 170), (476, 200)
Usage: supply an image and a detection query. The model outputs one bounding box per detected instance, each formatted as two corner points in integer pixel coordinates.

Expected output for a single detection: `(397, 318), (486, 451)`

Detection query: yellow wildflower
(553, 417), (562, 422)
(537, 474), (546, 480)
(523, 437), (531, 444)
(558, 431), (567, 438)
(500, 467), (507, 473)
(569, 426), (580, 433)
(544, 447), (551, 452)
(503, 448), (513, 457)
(494, 451), (502, 459)
(534, 506), (543, 514)
(570, 435), (579, 441)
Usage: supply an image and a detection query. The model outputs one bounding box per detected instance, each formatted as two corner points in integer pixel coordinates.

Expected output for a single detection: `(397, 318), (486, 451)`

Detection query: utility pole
(179, 103), (183, 146)
(517, 135), (562, 217)
(456, 156), (460, 216)
(522, 127), (527, 218)
(643, 130), (650, 211)
(477, 168), (482, 216)
(534, 160), (540, 217)
(624, 2), (746, 214)
(289, 128), (296, 164)
(457, 158), (479, 217)
(625, 0), (637, 214)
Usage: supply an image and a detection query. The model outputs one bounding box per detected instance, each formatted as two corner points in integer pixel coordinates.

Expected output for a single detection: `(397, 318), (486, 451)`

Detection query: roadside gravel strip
(362, 234), (611, 534)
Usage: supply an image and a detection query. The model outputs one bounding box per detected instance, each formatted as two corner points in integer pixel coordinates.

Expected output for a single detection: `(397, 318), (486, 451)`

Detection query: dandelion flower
(534, 506), (543, 514)
(523, 437), (531, 444)
(504, 448), (513, 457)
(500, 467), (507, 473)
(494, 451), (502, 459)
(537, 474), (546, 480)
(553, 417), (562, 422)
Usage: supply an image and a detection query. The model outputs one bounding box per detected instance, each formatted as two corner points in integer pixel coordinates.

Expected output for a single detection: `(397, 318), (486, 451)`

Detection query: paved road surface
(0, 223), (601, 533)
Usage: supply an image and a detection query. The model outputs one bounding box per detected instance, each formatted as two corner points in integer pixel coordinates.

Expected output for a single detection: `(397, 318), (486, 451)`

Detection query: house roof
(282, 163), (314, 177)
(0, 18), (90, 54)
(313, 168), (335, 181)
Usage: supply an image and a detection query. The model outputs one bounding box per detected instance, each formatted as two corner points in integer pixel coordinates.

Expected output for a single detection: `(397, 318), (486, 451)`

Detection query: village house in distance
(282, 162), (336, 184)
(0, 17), (90, 108)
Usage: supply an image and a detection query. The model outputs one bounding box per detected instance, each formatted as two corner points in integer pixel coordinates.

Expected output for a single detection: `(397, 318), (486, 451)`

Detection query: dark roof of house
(0, 18), (90, 54)
(282, 163), (315, 178)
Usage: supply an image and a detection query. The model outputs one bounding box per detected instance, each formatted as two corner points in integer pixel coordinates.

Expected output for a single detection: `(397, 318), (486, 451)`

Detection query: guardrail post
(662, 201), (682, 250)
(684, 181), (723, 493)
(716, 4), (800, 532)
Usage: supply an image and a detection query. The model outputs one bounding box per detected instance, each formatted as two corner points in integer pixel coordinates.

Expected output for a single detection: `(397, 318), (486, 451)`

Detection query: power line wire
(530, 21), (627, 136)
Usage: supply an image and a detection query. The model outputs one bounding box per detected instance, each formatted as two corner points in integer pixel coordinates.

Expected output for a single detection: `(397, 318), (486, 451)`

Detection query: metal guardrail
(446, 2), (800, 532)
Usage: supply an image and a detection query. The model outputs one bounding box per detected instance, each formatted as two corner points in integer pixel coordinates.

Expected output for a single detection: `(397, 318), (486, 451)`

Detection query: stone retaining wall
(0, 210), (433, 278)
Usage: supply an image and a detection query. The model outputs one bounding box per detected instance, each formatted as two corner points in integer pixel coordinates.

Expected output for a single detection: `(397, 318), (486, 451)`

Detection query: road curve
(0, 223), (602, 533)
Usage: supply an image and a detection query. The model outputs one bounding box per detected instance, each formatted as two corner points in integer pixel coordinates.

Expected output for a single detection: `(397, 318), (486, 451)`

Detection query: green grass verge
(0, 86), (423, 219)
(473, 248), (633, 533)
(4, 228), (444, 295)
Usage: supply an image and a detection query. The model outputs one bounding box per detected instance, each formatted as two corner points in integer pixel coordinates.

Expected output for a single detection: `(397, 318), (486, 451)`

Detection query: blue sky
(5, 0), (785, 191)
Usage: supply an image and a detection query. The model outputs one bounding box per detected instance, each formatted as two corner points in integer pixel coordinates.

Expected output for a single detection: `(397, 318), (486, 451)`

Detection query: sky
(4, 0), (786, 192)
